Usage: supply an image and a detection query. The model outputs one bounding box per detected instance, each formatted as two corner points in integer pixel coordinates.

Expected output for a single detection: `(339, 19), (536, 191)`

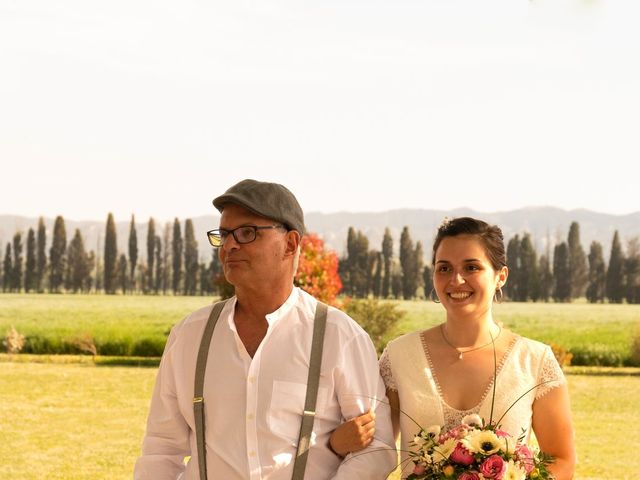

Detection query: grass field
(1, 293), (639, 364)
(1, 294), (640, 478)
(1, 359), (638, 479)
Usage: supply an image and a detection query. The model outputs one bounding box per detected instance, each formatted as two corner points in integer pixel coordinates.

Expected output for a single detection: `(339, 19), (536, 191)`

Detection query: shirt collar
(226, 287), (300, 330)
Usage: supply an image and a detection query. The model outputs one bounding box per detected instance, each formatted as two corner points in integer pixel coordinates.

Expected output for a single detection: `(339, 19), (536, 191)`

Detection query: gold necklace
(440, 324), (502, 360)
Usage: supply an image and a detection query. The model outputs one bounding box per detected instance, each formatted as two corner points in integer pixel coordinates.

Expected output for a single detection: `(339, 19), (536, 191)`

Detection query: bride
(330, 217), (576, 479)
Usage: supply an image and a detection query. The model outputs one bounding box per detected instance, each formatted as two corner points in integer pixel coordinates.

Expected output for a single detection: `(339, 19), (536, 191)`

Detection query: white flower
(426, 425), (442, 437)
(431, 438), (457, 462)
(461, 414), (483, 428)
(503, 459), (527, 480)
(414, 435), (427, 446)
(463, 429), (502, 455)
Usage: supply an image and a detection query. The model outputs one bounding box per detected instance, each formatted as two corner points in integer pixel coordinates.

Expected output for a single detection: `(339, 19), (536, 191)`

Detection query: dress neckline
(419, 330), (520, 413)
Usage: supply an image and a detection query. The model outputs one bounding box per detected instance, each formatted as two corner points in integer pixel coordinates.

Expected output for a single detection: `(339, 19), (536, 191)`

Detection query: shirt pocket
(268, 380), (328, 446)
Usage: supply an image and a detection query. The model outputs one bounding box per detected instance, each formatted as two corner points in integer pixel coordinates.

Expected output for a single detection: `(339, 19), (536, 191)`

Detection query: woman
(330, 217), (576, 479)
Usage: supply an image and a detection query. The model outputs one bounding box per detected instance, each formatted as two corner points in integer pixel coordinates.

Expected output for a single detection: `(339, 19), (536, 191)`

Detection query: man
(134, 179), (396, 479)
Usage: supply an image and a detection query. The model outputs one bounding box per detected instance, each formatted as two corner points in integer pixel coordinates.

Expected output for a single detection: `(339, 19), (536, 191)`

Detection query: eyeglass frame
(206, 224), (287, 247)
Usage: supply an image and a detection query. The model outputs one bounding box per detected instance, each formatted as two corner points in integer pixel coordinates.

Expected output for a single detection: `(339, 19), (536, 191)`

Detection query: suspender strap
(193, 299), (228, 480)
(292, 301), (329, 480)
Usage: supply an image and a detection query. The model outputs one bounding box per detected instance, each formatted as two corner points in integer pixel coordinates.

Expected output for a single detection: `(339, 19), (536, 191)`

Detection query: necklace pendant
(458, 352), (463, 360)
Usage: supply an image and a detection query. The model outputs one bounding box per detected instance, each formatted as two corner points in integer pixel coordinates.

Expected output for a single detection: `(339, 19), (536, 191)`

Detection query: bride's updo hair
(431, 217), (507, 271)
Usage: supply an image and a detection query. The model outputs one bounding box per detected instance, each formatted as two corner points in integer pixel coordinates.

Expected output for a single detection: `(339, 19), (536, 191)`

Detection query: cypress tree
(414, 241), (425, 298)
(354, 231), (370, 297)
(146, 217), (156, 293)
(162, 222), (171, 294)
(586, 241), (606, 303)
(117, 253), (128, 294)
(104, 213), (118, 294)
(391, 270), (402, 299)
(128, 214), (138, 292)
(36, 217), (47, 292)
(553, 242), (571, 302)
(209, 249), (223, 296)
(183, 219), (199, 296)
(538, 254), (553, 302)
(567, 221), (588, 299)
(172, 218), (183, 295)
(505, 235), (521, 301)
(372, 251), (382, 298)
(49, 216), (67, 293)
(605, 231), (625, 304)
(399, 226), (420, 299)
(3, 243), (12, 292)
(12, 233), (23, 292)
(25, 228), (37, 293)
(381, 228), (393, 298)
(343, 227), (357, 296)
(422, 265), (433, 299)
(624, 238), (640, 304)
(66, 229), (90, 293)
(519, 234), (538, 302)
(154, 235), (162, 294)
(85, 251), (96, 292)
(198, 261), (211, 296)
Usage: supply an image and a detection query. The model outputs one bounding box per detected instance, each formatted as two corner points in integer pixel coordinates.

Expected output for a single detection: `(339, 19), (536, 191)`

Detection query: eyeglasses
(206, 225), (285, 247)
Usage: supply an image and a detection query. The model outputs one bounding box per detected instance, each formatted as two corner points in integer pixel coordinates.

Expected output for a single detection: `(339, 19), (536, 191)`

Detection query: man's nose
(222, 233), (240, 251)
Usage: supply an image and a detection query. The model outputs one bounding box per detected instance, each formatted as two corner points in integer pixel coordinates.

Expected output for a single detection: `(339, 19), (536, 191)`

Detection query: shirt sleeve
(330, 331), (398, 479)
(534, 345), (567, 400)
(134, 324), (191, 480)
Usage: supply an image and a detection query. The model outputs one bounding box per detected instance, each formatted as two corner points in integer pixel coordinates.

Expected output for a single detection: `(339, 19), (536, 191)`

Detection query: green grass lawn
(0, 293), (212, 356)
(0, 361), (638, 479)
(1, 294), (639, 364)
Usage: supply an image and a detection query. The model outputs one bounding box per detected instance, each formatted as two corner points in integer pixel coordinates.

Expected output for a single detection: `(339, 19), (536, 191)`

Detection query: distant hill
(1, 207), (639, 262)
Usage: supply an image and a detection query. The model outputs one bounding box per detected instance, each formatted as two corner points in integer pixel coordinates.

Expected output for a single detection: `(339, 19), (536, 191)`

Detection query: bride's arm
(387, 388), (401, 441)
(531, 384), (576, 479)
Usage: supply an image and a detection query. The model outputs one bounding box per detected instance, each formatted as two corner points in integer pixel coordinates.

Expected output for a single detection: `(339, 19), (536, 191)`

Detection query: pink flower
(450, 442), (475, 466)
(480, 454), (506, 479)
(495, 429), (511, 439)
(439, 424), (469, 442)
(515, 444), (535, 474)
(458, 472), (481, 480)
(412, 463), (426, 475)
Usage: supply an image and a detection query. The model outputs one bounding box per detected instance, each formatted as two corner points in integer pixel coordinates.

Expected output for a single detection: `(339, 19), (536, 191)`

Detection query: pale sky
(1, 0), (638, 223)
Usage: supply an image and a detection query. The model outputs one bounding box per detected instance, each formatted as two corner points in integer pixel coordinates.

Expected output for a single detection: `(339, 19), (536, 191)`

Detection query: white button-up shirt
(134, 287), (396, 479)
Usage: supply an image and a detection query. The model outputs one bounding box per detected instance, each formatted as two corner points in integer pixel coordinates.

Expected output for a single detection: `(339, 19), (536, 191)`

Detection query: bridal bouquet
(405, 414), (553, 480)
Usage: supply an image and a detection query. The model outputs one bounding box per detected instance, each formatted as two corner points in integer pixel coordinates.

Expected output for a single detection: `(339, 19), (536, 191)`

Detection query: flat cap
(213, 179), (306, 235)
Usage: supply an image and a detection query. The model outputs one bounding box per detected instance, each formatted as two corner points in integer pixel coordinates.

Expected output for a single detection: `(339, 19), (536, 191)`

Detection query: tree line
(338, 221), (640, 304)
(1, 215), (225, 296)
(1, 216), (638, 304)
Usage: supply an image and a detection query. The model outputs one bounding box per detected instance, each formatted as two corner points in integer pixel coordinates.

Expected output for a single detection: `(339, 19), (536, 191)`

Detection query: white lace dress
(379, 331), (565, 474)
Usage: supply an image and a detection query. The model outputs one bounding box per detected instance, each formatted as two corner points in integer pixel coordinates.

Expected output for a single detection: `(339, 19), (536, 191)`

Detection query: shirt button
(248, 376), (256, 383)
(249, 451), (256, 457)
(247, 413), (255, 420)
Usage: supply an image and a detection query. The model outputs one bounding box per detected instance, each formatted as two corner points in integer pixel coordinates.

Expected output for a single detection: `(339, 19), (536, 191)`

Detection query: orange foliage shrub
(295, 233), (343, 306)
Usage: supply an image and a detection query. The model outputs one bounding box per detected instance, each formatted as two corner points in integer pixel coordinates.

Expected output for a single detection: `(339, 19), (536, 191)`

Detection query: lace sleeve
(379, 347), (397, 391)
(535, 345), (566, 399)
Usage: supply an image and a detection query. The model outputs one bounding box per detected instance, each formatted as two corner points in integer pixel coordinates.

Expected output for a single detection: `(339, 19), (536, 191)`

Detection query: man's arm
(331, 333), (398, 479)
(134, 327), (191, 480)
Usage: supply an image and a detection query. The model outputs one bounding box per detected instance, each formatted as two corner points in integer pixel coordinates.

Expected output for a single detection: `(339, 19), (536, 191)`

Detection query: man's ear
(284, 230), (301, 256)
